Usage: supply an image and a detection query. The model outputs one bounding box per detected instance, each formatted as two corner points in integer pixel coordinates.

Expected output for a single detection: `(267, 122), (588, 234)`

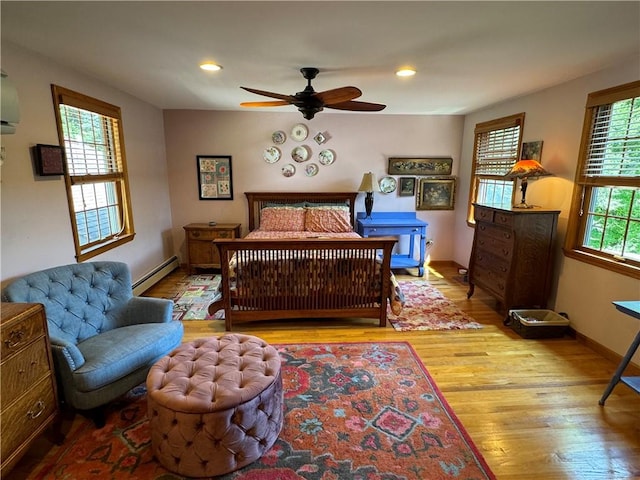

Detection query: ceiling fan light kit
(241, 67), (386, 120)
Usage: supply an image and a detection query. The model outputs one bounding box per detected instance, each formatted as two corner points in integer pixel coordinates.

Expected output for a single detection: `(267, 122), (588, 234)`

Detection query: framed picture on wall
(197, 155), (233, 200)
(416, 177), (456, 210)
(521, 141), (543, 161)
(388, 157), (453, 175)
(398, 177), (416, 196)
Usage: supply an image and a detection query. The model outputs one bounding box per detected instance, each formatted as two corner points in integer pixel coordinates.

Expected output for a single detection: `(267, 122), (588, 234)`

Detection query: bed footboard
(209, 237), (396, 330)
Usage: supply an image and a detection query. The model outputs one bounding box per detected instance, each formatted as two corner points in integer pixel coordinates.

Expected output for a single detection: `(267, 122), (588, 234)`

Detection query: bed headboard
(244, 192), (359, 231)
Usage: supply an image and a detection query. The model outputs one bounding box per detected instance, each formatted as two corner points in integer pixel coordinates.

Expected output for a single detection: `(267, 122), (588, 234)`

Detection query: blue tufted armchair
(2, 261), (183, 426)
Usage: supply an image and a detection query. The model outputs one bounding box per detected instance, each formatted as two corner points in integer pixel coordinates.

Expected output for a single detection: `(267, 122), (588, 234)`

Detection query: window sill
(77, 233), (135, 262)
(563, 248), (640, 280)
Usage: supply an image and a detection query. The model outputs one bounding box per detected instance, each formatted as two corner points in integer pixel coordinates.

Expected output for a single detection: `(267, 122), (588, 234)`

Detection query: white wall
(163, 110), (464, 264)
(1, 42), (174, 285)
(453, 56), (640, 363)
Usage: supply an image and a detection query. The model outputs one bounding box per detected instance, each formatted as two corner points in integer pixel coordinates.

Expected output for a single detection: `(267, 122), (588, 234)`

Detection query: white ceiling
(2, 1), (639, 116)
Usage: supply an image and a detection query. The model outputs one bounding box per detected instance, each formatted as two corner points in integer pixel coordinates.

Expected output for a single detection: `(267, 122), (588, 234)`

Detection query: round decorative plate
(291, 146), (309, 162)
(379, 176), (397, 194)
(318, 149), (335, 166)
(305, 163), (319, 177)
(281, 163), (296, 177)
(291, 123), (309, 141)
(263, 146), (281, 163)
(272, 130), (286, 145)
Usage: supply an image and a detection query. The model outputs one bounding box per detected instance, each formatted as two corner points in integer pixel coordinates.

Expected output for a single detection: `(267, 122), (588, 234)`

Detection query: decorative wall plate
(305, 163), (319, 177)
(263, 146), (281, 163)
(281, 163), (296, 177)
(314, 132), (326, 145)
(291, 123), (309, 141)
(291, 146), (309, 162)
(379, 176), (397, 194)
(318, 149), (335, 166)
(272, 130), (286, 144)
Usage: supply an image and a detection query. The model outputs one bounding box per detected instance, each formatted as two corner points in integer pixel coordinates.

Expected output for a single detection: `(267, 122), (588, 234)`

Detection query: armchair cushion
(74, 321), (183, 392)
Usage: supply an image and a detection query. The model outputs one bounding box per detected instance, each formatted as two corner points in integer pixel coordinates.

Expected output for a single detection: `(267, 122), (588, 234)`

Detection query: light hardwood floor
(10, 263), (640, 479)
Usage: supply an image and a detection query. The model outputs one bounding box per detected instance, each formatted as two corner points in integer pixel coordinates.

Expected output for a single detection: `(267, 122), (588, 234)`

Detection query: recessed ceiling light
(200, 63), (222, 72)
(396, 68), (416, 77)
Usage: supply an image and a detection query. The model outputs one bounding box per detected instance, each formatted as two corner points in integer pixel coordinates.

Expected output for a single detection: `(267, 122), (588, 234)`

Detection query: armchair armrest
(50, 336), (85, 371)
(120, 296), (174, 326)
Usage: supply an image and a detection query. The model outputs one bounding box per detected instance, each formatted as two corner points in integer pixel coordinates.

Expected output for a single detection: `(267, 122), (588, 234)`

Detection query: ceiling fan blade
(240, 86), (294, 102)
(315, 86), (362, 105)
(240, 100), (291, 107)
(325, 100), (387, 112)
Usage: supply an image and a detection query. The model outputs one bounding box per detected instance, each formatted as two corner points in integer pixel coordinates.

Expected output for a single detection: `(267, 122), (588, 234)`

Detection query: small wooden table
(183, 223), (241, 274)
(356, 212), (428, 276)
(599, 301), (640, 405)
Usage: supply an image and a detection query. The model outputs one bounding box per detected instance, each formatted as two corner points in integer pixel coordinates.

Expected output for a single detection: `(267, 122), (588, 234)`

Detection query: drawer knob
(192, 231), (200, 238)
(27, 400), (46, 420)
(5, 328), (26, 349)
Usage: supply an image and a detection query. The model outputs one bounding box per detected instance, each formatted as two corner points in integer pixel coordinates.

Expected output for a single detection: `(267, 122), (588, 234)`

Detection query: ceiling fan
(240, 67), (386, 120)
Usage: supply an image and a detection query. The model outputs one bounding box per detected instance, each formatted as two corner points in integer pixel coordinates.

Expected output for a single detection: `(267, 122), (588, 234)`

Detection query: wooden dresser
(1, 302), (59, 477)
(183, 223), (241, 274)
(467, 204), (560, 317)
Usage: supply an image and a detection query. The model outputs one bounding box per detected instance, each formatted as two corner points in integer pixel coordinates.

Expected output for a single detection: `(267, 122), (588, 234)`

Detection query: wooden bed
(208, 191), (397, 330)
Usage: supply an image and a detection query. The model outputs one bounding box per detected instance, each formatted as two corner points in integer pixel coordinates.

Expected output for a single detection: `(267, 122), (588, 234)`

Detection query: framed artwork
(388, 157), (453, 176)
(398, 177), (416, 196)
(521, 141), (543, 161)
(197, 155), (233, 200)
(34, 144), (64, 176)
(416, 177), (456, 210)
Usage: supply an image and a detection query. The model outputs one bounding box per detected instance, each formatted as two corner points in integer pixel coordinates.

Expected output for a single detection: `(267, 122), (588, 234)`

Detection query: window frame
(467, 112), (525, 224)
(564, 80), (640, 279)
(51, 85), (135, 261)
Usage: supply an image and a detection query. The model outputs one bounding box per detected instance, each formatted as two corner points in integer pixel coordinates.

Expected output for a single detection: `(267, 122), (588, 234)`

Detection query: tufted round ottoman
(146, 334), (283, 478)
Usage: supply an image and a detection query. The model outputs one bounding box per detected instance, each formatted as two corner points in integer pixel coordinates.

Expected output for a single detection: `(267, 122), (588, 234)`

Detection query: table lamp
(358, 172), (380, 218)
(505, 159), (551, 208)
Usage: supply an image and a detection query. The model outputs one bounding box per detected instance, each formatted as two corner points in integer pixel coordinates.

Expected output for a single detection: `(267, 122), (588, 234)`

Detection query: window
(51, 85), (135, 261)
(564, 80), (640, 278)
(467, 113), (525, 223)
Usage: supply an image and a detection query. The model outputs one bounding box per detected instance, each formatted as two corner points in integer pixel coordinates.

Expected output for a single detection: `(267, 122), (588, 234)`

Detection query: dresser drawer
(472, 267), (508, 298)
(187, 229), (236, 241)
(1, 337), (51, 408)
(1, 309), (46, 361)
(476, 225), (514, 259)
(474, 205), (495, 223)
(1, 375), (56, 460)
(493, 211), (515, 228)
(474, 249), (510, 276)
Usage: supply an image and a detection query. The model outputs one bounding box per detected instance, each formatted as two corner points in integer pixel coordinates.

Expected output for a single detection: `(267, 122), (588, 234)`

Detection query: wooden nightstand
(1, 303), (60, 477)
(183, 223), (241, 274)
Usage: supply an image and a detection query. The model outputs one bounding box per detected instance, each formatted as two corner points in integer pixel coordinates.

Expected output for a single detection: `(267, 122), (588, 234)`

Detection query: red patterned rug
(388, 280), (483, 331)
(28, 342), (494, 479)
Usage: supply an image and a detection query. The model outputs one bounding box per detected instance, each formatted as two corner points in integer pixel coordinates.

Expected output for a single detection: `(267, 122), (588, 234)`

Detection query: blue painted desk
(599, 301), (640, 405)
(356, 212), (428, 276)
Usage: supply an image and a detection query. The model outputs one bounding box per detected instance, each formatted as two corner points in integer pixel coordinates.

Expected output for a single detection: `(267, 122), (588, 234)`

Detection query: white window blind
(474, 125), (521, 176)
(582, 96), (640, 179)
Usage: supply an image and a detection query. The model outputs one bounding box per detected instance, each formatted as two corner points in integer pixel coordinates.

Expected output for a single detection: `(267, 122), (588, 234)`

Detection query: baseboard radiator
(132, 256), (179, 295)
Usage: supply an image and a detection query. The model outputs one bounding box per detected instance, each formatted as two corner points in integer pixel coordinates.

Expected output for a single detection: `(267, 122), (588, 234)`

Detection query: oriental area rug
(388, 280), (483, 331)
(172, 275), (482, 331)
(28, 342), (495, 480)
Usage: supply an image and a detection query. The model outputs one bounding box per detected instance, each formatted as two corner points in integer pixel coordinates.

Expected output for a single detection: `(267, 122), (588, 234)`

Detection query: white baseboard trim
(133, 256), (179, 295)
